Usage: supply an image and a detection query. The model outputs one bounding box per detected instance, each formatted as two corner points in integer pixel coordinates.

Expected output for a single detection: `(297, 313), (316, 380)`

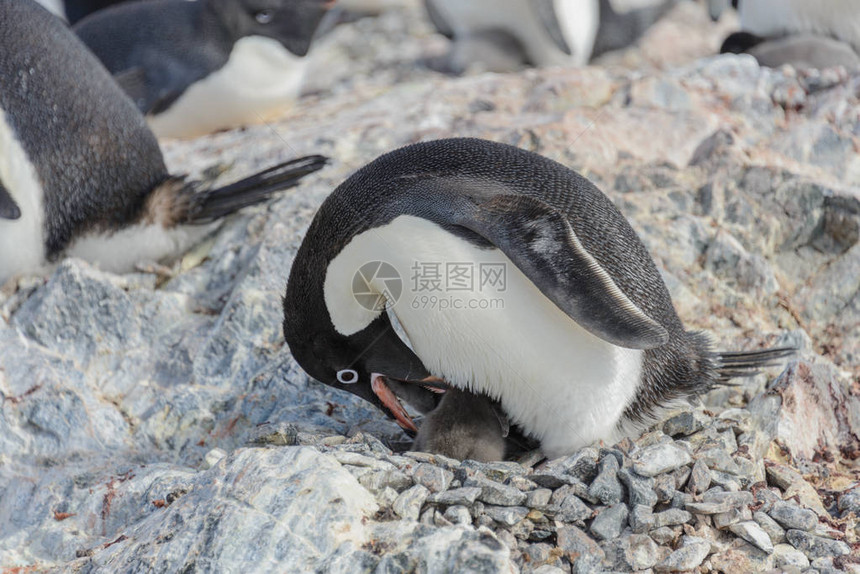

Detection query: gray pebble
(769, 501), (819, 531)
(548, 485), (591, 524)
(663, 411), (708, 437)
(650, 526), (677, 545)
(482, 505), (529, 527)
(837, 487), (860, 517)
(587, 454), (624, 505)
(333, 451), (395, 470)
(601, 533), (659, 571)
(546, 447), (600, 483)
(729, 521), (774, 553)
(629, 504), (655, 534)
(654, 535), (711, 572)
(670, 491), (693, 510)
(556, 525), (605, 574)
(713, 506), (753, 529)
(506, 475), (539, 492)
(766, 463), (804, 490)
(442, 505), (473, 526)
(754, 510), (787, 544)
(589, 504), (629, 541)
(358, 469), (412, 493)
(785, 530), (851, 559)
(392, 484), (430, 521)
(529, 472), (575, 489)
(652, 508), (693, 529)
(525, 488), (553, 510)
(464, 472), (528, 507)
(376, 486), (399, 508)
(672, 465), (692, 490)
(709, 470), (742, 491)
(460, 460), (528, 483)
(654, 473), (676, 503)
(410, 463), (453, 493)
(427, 486), (483, 506)
(618, 467), (658, 508)
(772, 543), (811, 569)
(632, 443), (692, 477)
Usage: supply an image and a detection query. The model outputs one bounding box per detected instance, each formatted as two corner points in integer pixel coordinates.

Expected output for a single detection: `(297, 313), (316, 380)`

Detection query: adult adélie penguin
(282, 138), (793, 460)
(0, 0), (327, 286)
(74, 0), (334, 138)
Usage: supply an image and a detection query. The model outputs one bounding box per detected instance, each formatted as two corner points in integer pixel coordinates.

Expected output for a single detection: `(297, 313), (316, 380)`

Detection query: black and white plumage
(74, 0), (332, 138)
(282, 138), (792, 459)
(0, 0), (327, 285)
(711, 0), (860, 67)
(720, 32), (860, 70)
(424, 0), (679, 73)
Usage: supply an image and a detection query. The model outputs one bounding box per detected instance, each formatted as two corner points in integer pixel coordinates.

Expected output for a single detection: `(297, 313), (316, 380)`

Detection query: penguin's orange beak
(371, 374), (418, 433)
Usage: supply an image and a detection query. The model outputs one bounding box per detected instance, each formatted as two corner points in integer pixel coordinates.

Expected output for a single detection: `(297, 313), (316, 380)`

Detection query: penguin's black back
(294, 138), (716, 422)
(0, 0), (168, 258)
(73, 0), (231, 114)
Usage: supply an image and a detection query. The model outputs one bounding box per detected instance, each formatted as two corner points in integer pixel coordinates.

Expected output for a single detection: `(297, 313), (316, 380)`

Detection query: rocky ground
(1, 2), (859, 573)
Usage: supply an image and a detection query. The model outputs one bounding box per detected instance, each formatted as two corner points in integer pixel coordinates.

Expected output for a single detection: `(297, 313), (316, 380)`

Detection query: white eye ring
(337, 369), (359, 384)
(255, 9), (274, 24)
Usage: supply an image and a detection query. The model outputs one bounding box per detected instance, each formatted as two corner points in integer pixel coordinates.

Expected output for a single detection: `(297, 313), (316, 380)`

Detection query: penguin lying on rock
(74, 0), (333, 138)
(720, 32), (860, 70)
(0, 0), (327, 286)
(424, 0), (681, 73)
(710, 0), (860, 69)
(282, 138), (793, 461)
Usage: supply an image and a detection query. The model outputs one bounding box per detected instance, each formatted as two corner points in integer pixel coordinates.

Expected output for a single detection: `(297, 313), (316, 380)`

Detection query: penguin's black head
(216, 0), (333, 56)
(283, 299), (435, 434)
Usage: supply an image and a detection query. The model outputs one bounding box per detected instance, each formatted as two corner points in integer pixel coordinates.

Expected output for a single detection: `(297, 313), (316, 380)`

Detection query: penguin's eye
(337, 369), (359, 385)
(255, 9), (274, 24)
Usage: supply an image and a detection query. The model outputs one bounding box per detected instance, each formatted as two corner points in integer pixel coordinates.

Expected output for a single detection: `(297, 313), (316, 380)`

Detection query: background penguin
(74, 0), (333, 138)
(710, 0), (860, 56)
(720, 32), (860, 70)
(0, 0), (326, 286)
(282, 138), (792, 459)
(424, 0), (680, 73)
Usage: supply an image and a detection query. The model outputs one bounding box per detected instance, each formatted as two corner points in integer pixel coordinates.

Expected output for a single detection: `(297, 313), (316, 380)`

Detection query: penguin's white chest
(148, 36), (308, 139)
(432, 0), (599, 67)
(324, 215), (644, 457)
(0, 105), (47, 285)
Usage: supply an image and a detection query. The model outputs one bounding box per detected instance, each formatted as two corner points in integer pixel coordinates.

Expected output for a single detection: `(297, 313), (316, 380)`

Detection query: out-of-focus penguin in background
(424, 0), (682, 73)
(74, 0), (333, 138)
(1, 0), (327, 286)
(709, 0), (860, 69)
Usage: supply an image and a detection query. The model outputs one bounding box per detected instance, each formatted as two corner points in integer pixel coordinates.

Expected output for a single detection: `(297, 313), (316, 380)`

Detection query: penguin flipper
(0, 183), (21, 220)
(456, 194), (668, 350)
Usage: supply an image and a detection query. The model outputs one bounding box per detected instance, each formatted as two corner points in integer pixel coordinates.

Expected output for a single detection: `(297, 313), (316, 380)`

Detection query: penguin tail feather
(714, 346), (796, 382)
(181, 155), (329, 225)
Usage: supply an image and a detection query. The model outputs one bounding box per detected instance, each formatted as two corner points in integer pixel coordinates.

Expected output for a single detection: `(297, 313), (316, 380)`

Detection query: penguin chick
(414, 389), (509, 462)
(0, 0), (327, 285)
(282, 137), (794, 458)
(74, 0), (334, 138)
